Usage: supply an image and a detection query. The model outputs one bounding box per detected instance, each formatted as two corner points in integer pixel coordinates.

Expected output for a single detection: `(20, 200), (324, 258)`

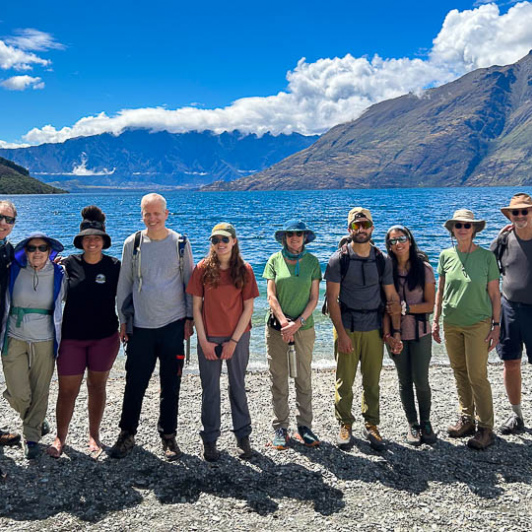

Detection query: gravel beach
(2, 361), (532, 531)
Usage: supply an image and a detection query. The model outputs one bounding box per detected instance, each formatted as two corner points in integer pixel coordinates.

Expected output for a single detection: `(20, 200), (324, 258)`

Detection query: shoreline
(2, 364), (532, 529)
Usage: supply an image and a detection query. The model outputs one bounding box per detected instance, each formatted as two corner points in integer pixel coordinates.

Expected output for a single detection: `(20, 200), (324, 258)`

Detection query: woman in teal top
(432, 209), (500, 450)
(263, 220), (321, 450)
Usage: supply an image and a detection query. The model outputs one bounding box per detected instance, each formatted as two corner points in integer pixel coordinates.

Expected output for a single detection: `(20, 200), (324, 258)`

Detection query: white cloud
(33, 153), (115, 176)
(0, 40), (50, 70)
(12, 2), (532, 145)
(0, 140), (30, 149)
(5, 28), (65, 52)
(0, 75), (44, 91)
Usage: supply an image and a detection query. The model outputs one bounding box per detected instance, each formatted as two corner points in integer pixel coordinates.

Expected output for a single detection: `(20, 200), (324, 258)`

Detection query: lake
(3, 186), (530, 369)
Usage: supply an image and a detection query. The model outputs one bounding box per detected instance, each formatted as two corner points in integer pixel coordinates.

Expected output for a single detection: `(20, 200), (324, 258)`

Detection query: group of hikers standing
(0, 191), (531, 464)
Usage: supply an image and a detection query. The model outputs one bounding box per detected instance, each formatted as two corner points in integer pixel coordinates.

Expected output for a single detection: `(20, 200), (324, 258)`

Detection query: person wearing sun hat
(433, 209), (501, 450)
(0, 231), (66, 459)
(490, 193), (532, 436)
(263, 219), (321, 450)
(47, 206), (121, 459)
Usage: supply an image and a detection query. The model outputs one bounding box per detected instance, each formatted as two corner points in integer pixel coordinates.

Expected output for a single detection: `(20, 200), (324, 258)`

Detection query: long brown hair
(202, 240), (248, 289)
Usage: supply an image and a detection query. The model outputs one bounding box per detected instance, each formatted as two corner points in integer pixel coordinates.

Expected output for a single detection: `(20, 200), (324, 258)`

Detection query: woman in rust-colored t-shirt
(186, 222), (259, 463)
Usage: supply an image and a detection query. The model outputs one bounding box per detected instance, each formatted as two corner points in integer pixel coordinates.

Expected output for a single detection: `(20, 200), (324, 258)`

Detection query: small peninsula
(0, 157), (66, 195)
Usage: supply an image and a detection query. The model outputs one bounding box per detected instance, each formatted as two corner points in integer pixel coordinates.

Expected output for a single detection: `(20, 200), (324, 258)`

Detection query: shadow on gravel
(291, 435), (532, 499)
(151, 450), (345, 516)
(0, 444), (344, 523)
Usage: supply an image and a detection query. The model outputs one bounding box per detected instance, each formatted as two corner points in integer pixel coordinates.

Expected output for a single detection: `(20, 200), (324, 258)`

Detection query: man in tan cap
(325, 207), (401, 451)
(491, 193), (532, 435)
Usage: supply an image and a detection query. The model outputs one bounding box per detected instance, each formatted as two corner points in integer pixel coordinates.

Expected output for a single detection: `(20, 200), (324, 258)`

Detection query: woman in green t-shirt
(263, 219), (322, 450)
(432, 209), (501, 450)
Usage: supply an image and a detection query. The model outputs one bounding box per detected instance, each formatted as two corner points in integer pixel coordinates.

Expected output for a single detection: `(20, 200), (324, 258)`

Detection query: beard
(353, 232), (371, 243)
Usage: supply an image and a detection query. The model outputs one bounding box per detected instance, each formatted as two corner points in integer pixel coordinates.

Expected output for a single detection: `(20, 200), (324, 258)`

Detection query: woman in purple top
(383, 225), (436, 446)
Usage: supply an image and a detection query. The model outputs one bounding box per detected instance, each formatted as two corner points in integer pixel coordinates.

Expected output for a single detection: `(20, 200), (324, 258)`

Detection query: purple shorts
(57, 332), (120, 376)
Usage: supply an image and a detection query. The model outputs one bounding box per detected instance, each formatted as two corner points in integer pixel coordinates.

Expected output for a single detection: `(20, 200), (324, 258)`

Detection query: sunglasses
(211, 236), (230, 245)
(389, 235), (409, 246)
(26, 244), (49, 253)
(350, 220), (373, 230)
(454, 223), (472, 229)
(0, 214), (16, 225)
(511, 209), (529, 216)
(286, 231), (303, 237)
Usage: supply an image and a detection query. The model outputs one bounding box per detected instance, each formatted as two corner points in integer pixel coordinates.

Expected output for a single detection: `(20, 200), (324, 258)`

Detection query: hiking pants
(388, 334), (432, 424)
(119, 319), (185, 436)
(266, 326), (314, 430)
(334, 329), (383, 426)
(197, 332), (252, 443)
(2, 338), (55, 442)
(444, 319), (494, 429)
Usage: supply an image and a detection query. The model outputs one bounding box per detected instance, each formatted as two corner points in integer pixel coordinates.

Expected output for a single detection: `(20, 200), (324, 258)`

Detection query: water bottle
(288, 341), (297, 379)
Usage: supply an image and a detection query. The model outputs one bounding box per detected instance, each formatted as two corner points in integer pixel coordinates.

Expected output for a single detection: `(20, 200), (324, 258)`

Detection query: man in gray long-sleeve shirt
(109, 193), (194, 461)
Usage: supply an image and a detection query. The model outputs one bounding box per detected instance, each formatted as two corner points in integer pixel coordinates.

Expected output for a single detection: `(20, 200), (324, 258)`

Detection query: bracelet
(230, 338), (239, 344)
(492, 321), (500, 327)
(392, 328), (401, 335)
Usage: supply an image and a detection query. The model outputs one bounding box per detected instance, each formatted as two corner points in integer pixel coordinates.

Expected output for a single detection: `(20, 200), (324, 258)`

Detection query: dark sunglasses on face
(351, 220), (373, 230)
(512, 209), (529, 216)
(454, 223), (472, 229)
(0, 214), (16, 225)
(211, 236), (230, 245)
(26, 244), (49, 253)
(389, 235), (409, 246)
(286, 231), (303, 237)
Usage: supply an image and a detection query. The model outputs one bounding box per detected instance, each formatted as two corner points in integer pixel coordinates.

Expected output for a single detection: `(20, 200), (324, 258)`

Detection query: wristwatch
(299, 316), (306, 326)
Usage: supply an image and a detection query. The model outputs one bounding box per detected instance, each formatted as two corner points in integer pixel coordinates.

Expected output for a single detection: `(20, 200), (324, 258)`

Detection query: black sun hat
(73, 205), (111, 249)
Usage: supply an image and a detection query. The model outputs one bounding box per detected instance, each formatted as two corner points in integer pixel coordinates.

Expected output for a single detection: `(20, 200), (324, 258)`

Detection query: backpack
(492, 230), (510, 275)
(322, 237), (386, 315)
(132, 230), (188, 292)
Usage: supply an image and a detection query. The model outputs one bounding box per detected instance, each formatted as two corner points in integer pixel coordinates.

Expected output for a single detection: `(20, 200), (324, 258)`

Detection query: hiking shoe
(295, 426), (321, 447)
(0, 429), (21, 446)
(203, 440), (220, 462)
(41, 419), (51, 437)
(447, 416), (475, 438)
(161, 435), (182, 461)
(467, 427), (495, 450)
(108, 430), (135, 459)
(272, 428), (290, 450)
(337, 423), (352, 447)
(364, 423), (385, 451)
(237, 436), (253, 460)
(405, 423), (421, 446)
(499, 414), (525, 435)
(24, 441), (39, 460)
(420, 421), (437, 445)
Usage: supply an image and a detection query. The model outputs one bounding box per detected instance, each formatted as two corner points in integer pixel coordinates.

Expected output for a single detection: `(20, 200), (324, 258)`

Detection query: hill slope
(204, 51), (532, 190)
(0, 157), (66, 194)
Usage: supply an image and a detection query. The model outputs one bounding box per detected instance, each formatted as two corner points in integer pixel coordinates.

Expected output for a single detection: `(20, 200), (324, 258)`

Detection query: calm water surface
(4, 186), (530, 369)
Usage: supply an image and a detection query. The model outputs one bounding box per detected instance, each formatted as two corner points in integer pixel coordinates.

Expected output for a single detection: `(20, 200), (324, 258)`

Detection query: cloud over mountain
(12, 2), (532, 145)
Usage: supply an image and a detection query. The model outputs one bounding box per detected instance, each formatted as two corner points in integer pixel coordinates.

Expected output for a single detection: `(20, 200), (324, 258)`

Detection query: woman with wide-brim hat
(0, 232), (66, 459)
(263, 219), (322, 450)
(47, 206), (120, 459)
(432, 209), (501, 450)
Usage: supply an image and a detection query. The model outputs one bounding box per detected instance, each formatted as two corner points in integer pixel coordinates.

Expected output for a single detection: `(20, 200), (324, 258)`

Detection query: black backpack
(322, 237), (386, 315)
(492, 230), (510, 275)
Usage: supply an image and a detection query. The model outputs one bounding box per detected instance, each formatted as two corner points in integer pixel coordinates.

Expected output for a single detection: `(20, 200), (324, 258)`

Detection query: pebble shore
(1, 362), (532, 530)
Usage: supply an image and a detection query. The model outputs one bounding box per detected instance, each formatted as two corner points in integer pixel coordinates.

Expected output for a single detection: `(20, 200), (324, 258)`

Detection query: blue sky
(1, 1), (532, 146)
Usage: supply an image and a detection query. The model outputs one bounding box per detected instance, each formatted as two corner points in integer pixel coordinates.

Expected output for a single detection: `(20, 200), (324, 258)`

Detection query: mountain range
(204, 51), (532, 190)
(0, 130), (318, 190)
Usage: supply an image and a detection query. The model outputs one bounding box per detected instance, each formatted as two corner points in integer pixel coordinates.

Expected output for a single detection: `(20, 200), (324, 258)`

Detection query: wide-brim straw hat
(443, 209), (486, 234)
(275, 219), (316, 244)
(500, 193), (532, 220)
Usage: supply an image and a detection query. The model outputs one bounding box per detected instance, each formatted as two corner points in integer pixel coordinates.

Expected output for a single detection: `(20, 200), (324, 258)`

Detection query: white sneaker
(337, 423), (352, 447)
